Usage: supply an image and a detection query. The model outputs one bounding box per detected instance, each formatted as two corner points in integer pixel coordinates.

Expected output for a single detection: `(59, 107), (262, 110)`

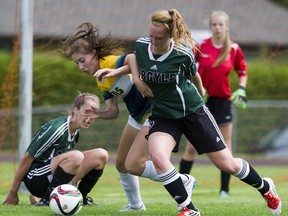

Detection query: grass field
(0, 158), (287, 216)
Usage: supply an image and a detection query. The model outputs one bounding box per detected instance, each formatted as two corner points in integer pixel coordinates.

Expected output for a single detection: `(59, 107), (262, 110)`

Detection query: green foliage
(0, 51), (12, 84)
(229, 57), (288, 100)
(247, 61), (287, 99)
(0, 50), (103, 108)
(270, 0), (288, 7)
(0, 50), (288, 108)
(0, 161), (287, 215)
(32, 51), (102, 106)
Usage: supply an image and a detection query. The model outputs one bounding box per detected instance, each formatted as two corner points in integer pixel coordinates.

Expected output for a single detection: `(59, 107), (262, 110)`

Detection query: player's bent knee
(151, 154), (165, 170)
(125, 163), (137, 175)
(115, 160), (127, 173)
(69, 150), (84, 166)
(115, 150), (130, 172)
(96, 148), (109, 164)
(216, 161), (238, 174)
(125, 158), (143, 175)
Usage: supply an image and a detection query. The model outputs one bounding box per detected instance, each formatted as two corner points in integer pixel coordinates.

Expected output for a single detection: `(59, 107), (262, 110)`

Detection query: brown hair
(210, 11), (232, 67)
(73, 92), (100, 110)
(150, 9), (196, 50)
(65, 92), (100, 116)
(60, 22), (125, 59)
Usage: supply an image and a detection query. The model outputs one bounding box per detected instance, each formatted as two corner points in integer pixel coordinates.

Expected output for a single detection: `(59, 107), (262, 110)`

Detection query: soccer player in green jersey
(3, 93), (108, 206)
(60, 23), (196, 211)
(125, 9), (281, 216)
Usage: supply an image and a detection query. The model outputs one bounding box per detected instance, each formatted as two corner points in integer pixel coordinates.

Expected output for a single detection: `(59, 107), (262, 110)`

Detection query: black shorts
(206, 97), (233, 125)
(23, 161), (52, 198)
(147, 105), (226, 154)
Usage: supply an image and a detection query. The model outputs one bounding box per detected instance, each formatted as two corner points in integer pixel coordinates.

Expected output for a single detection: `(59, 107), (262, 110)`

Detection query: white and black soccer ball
(49, 184), (83, 216)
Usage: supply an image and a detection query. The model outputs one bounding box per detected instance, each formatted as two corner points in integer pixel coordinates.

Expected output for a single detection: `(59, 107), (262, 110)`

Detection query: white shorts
(128, 115), (150, 130)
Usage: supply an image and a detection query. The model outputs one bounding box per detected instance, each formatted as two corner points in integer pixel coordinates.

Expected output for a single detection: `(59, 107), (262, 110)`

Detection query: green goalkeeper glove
(230, 86), (247, 109)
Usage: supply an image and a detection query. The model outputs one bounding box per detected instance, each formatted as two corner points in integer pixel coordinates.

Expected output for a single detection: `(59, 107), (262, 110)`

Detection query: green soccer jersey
(134, 37), (204, 119)
(26, 116), (79, 170)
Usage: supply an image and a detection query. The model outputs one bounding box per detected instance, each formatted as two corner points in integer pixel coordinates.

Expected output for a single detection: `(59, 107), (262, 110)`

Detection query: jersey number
(110, 87), (125, 97)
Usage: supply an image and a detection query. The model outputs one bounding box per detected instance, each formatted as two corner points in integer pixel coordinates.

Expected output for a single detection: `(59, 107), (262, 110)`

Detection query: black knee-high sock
(179, 159), (194, 174)
(220, 171), (231, 192)
(234, 159), (269, 195)
(159, 168), (196, 210)
(78, 169), (103, 199)
(42, 166), (75, 200)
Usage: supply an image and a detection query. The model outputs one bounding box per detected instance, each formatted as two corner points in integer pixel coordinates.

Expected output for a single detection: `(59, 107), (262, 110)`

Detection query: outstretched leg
(208, 148), (282, 215)
(116, 120), (145, 211)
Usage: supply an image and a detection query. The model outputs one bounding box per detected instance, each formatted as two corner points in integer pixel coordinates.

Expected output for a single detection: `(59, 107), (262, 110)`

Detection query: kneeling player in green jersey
(3, 93), (108, 207)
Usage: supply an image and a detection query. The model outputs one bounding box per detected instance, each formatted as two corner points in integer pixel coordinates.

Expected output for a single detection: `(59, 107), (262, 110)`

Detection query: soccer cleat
(119, 203), (146, 212)
(177, 175), (197, 211)
(178, 207), (200, 216)
(184, 174), (197, 199)
(83, 196), (97, 206)
(34, 198), (49, 207)
(219, 190), (229, 198)
(262, 178), (282, 215)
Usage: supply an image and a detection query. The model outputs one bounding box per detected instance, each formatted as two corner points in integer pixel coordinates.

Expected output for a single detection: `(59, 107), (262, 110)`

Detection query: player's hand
(202, 89), (208, 103)
(84, 107), (100, 119)
(29, 194), (37, 205)
(230, 86), (247, 109)
(94, 68), (116, 81)
(135, 80), (153, 98)
(3, 191), (19, 205)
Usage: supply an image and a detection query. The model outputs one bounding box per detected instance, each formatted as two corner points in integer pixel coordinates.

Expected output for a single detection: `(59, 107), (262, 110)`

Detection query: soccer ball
(49, 184), (83, 216)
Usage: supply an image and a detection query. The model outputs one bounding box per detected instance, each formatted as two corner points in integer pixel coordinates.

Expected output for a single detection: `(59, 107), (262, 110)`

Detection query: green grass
(0, 159), (287, 216)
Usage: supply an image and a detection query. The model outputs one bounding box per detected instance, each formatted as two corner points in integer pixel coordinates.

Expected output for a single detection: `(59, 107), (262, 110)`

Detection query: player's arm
(97, 96), (119, 119)
(238, 75), (247, 89)
(230, 45), (248, 109)
(190, 72), (205, 98)
(126, 54), (139, 81)
(126, 54), (154, 97)
(94, 65), (131, 80)
(3, 152), (35, 205)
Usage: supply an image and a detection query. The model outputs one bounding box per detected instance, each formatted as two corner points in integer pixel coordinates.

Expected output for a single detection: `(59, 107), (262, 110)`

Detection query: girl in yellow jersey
(60, 23), (151, 211)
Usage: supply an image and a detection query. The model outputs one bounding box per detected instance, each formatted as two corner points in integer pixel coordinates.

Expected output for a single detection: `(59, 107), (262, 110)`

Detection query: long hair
(60, 22), (126, 59)
(150, 9), (197, 50)
(210, 11), (232, 67)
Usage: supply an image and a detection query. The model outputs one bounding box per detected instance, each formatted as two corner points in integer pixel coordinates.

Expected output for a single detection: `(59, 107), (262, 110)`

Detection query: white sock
(141, 160), (160, 181)
(119, 172), (143, 208)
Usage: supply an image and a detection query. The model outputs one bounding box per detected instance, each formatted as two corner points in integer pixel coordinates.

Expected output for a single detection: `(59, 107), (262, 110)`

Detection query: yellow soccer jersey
(97, 55), (133, 99)
(96, 55), (121, 91)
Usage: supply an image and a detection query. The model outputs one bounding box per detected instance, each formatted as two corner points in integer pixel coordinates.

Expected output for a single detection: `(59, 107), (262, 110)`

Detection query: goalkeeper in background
(179, 10), (248, 198)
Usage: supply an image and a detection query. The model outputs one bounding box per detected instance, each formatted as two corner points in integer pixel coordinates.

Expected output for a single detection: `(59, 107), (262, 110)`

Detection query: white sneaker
(219, 190), (229, 198)
(177, 174), (197, 211)
(184, 174), (197, 199)
(262, 178), (282, 215)
(119, 203), (146, 212)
